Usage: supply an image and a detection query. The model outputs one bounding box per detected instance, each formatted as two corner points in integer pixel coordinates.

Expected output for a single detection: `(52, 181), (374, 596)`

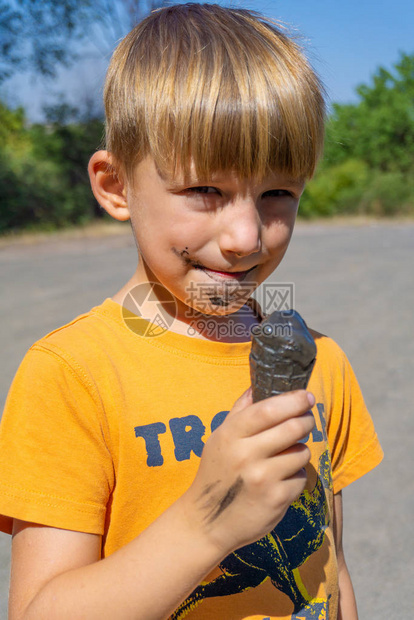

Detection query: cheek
(264, 219), (295, 253)
(136, 221), (206, 276)
(261, 201), (297, 235)
(168, 219), (213, 260)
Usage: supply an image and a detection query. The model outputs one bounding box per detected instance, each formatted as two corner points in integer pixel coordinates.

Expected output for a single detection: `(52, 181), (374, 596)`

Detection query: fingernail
(307, 391), (315, 407)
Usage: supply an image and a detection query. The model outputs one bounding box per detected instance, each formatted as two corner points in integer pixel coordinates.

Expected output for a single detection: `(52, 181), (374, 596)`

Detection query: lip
(199, 265), (257, 283)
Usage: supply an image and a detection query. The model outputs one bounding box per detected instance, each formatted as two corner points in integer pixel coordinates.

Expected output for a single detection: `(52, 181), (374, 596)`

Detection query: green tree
(303, 52), (414, 217)
(0, 0), (165, 83)
(324, 52), (414, 173)
(0, 100), (105, 232)
(0, 0), (92, 82)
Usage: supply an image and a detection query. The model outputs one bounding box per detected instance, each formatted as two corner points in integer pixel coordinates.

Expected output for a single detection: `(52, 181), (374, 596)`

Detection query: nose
(218, 199), (262, 257)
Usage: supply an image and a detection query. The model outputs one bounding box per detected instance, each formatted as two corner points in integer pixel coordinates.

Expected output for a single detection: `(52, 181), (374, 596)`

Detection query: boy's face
(123, 156), (304, 322)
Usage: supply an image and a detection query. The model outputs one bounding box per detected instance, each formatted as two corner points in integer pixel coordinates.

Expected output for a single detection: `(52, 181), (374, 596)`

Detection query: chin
(191, 298), (248, 318)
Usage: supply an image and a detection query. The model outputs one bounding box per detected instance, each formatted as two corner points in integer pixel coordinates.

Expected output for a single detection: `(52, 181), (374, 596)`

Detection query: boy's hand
(181, 389), (315, 556)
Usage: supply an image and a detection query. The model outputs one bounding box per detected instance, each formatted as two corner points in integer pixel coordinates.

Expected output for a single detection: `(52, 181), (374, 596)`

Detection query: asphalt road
(0, 220), (413, 618)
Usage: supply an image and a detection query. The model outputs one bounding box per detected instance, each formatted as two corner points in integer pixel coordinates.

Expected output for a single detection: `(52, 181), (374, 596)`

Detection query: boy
(0, 4), (382, 619)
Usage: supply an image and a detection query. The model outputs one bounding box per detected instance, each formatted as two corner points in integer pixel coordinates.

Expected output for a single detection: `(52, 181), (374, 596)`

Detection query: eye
(186, 186), (220, 195)
(262, 189), (293, 199)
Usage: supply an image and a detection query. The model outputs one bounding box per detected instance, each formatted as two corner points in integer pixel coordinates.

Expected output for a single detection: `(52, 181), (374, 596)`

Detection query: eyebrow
(154, 163), (193, 188)
(155, 163), (206, 188)
(282, 176), (306, 186)
(154, 162), (169, 181)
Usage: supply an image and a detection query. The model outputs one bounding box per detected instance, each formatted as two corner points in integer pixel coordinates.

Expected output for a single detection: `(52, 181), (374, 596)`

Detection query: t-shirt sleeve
(0, 343), (114, 535)
(324, 342), (383, 493)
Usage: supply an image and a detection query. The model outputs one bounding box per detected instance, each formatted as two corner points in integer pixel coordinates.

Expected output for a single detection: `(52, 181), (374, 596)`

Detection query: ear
(88, 151), (130, 221)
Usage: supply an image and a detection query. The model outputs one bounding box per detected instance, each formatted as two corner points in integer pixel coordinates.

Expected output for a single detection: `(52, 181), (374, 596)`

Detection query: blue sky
(2, 0), (414, 120)
(250, 0), (414, 104)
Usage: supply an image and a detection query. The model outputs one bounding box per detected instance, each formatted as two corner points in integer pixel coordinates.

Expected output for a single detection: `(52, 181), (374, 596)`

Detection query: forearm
(337, 559), (358, 620)
(22, 500), (223, 620)
(333, 492), (358, 620)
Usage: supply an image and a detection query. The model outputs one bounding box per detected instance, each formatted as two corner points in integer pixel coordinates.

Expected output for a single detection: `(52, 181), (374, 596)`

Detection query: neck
(170, 304), (261, 343)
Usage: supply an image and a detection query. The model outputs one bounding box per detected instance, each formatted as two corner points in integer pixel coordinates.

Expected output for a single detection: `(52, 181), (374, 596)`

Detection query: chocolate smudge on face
(206, 476), (244, 523)
(171, 247), (254, 310)
(172, 246), (205, 269)
(208, 295), (231, 307)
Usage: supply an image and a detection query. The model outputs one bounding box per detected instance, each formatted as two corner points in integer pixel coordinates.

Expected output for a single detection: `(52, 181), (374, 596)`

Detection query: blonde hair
(104, 3), (326, 182)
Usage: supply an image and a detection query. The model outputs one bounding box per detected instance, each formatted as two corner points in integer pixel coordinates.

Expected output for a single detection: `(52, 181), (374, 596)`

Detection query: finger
(257, 446), (310, 502)
(239, 390), (315, 437)
(272, 469), (308, 513)
(275, 443), (312, 480)
(250, 410), (315, 458)
(227, 386), (253, 418)
(261, 446), (311, 519)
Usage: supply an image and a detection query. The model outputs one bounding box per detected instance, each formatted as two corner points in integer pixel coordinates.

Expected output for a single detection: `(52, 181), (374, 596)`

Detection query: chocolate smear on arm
(206, 476), (244, 523)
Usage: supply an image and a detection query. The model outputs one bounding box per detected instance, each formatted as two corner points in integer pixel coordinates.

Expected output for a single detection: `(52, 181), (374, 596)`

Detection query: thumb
(228, 386), (253, 418)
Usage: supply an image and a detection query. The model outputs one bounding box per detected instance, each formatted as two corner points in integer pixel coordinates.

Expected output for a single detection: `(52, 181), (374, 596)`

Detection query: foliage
(300, 160), (414, 218)
(0, 0), (92, 82)
(0, 102), (105, 233)
(323, 53), (414, 173)
(301, 52), (414, 218)
(300, 160), (369, 217)
(0, 0), (165, 83)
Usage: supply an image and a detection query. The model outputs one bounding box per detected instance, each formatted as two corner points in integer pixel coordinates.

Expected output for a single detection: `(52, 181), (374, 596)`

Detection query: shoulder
(5, 299), (130, 410)
(309, 328), (349, 372)
(306, 327), (363, 419)
(306, 328), (384, 491)
(27, 298), (131, 373)
(34, 298), (120, 351)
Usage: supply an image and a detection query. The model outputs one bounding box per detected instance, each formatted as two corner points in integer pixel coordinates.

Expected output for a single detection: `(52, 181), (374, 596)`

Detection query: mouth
(193, 264), (257, 283)
(173, 248), (258, 284)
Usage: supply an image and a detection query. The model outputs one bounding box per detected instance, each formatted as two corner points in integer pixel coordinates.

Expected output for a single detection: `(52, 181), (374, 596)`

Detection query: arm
(333, 491), (359, 620)
(10, 501), (221, 620)
(9, 389), (315, 620)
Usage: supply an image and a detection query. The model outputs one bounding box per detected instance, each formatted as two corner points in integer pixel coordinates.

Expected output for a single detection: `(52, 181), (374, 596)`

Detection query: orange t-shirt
(0, 299), (383, 619)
